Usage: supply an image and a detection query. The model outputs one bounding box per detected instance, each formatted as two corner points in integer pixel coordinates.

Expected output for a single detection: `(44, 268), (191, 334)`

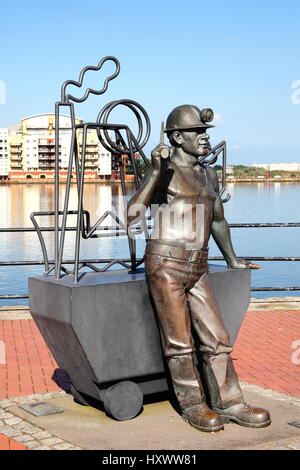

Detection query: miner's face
(181, 129), (210, 157)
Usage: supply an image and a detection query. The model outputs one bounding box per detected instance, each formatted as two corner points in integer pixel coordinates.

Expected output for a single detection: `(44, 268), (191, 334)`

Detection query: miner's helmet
(165, 104), (214, 133)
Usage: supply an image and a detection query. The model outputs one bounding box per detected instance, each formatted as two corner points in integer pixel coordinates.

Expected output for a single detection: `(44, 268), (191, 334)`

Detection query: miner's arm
(208, 166), (259, 269)
(126, 144), (168, 226)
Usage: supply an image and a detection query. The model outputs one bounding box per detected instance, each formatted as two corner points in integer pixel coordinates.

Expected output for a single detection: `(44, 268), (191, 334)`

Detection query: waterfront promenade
(0, 298), (300, 451)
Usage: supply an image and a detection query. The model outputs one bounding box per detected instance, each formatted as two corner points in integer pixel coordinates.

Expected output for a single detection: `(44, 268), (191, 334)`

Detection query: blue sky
(1, 0), (300, 164)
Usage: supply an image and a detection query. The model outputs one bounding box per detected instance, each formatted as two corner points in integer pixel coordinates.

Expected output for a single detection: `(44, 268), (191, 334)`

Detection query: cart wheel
(70, 384), (90, 406)
(103, 381), (143, 421)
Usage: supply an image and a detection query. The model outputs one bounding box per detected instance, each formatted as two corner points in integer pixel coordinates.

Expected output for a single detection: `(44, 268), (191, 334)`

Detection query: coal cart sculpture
(29, 57), (251, 422)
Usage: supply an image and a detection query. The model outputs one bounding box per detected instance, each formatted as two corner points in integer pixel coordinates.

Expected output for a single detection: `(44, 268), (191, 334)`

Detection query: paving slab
(249, 297), (300, 311)
(6, 384), (300, 450)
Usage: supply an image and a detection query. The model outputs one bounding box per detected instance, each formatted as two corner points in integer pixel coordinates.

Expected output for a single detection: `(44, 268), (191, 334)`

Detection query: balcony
(10, 151), (22, 155)
(10, 156), (22, 161)
(38, 143), (58, 148)
(39, 165), (55, 170)
(39, 157), (61, 162)
(11, 163), (22, 169)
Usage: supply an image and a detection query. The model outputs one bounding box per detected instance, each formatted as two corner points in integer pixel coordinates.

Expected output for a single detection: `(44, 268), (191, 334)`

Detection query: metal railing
(0, 221), (300, 300)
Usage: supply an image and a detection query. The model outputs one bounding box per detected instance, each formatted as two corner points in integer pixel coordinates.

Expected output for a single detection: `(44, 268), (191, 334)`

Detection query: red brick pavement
(0, 434), (27, 450)
(233, 310), (300, 397)
(0, 311), (299, 401)
(0, 319), (60, 399)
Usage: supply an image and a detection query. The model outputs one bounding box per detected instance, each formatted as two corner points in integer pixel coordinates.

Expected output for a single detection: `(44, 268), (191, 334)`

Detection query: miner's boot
(167, 354), (224, 433)
(202, 353), (271, 428)
(213, 403), (271, 428)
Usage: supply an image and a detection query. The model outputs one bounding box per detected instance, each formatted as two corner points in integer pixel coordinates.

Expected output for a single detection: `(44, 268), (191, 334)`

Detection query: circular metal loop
(96, 99), (151, 154)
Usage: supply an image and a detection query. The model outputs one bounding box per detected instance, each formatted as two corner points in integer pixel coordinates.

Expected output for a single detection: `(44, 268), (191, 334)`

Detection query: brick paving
(1, 310), (300, 401)
(0, 391), (82, 450)
(0, 433), (27, 450)
(233, 310), (300, 398)
(0, 319), (60, 399)
(0, 308), (299, 450)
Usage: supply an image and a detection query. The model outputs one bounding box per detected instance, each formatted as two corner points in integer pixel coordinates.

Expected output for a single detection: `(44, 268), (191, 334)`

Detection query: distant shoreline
(1, 178), (300, 185)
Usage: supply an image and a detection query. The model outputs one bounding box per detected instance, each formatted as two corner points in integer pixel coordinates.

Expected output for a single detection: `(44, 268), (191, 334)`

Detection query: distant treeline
(135, 161), (300, 178)
(214, 165), (300, 178)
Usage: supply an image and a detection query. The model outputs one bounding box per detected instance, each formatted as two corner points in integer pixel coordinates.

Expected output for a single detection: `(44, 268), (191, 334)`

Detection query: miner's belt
(145, 242), (208, 264)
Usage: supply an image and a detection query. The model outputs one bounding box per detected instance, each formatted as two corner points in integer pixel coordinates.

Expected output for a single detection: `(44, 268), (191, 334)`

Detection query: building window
(26, 175), (32, 179)
(40, 175), (46, 179)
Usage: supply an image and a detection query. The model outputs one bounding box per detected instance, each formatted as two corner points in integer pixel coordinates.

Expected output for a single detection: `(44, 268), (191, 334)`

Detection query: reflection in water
(0, 182), (300, 304)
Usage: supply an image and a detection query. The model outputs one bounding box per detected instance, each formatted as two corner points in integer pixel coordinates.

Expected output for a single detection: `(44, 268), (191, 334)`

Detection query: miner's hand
(229, 258), (261, 270)
(151, 144), (170, 172)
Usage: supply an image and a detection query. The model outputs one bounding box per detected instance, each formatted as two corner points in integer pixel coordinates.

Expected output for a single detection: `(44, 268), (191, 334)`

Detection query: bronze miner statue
(127, 104), (271, 432)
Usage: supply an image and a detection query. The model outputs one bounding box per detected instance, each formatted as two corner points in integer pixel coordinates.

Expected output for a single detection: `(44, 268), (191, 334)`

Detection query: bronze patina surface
(127, 104), (270, 432)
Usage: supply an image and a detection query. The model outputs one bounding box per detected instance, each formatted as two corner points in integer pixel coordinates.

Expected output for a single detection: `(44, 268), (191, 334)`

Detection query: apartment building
(1, 114), (112, 181)
(0, 128), (9, 179)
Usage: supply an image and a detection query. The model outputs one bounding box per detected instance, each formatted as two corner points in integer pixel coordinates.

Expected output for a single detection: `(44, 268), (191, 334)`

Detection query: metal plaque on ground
(19, 402), (64, 416)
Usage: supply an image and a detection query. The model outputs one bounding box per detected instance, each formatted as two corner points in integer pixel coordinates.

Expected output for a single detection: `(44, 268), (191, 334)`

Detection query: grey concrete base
(28, 265), (250, 419)
(8, 384), (300, 450)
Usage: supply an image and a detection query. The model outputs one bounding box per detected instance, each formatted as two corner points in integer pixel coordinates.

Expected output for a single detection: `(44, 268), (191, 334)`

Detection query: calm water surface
(0, 182), (299, 305)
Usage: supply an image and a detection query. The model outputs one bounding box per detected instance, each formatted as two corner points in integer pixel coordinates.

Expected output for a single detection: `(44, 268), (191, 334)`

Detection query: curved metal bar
(96, 99), (151, 154)
(203, 140), (226, 165)
(201, 140), (231, 202)
(30, 212), (50, 273)
(61, 56), (120, 103)
(74, 125), (88, 283)
(82, 210), (128, 240)
(99, 101), (144, 151)
(56, 104), (77, 279)
(54, 102), (60, 277)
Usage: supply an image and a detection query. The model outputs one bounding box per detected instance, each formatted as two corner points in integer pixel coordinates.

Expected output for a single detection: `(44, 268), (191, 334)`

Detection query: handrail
(0, 222), (300, 300)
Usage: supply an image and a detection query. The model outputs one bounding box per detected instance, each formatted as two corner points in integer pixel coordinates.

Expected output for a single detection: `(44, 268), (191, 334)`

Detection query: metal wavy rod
(57, 104), (77, 279)
(75, 122), (128, 131)
(83, 260), (132, 272)
(123, 132), (150, 239)
(74, 124), (88, 283)
(126, 128), (140, 190)
(96, 99), (151, 155)
(124, 130), (139, 270)
(30, 213), (50, 272)
(60, 56), (120, 103)
(54, 102), (60, 277)
(203, 140), (229, 201)
(125, 129), (153, 265)
(129, 130), (151, 169)
(117, 157), (138, 270)
(83, 211), (128, 239)
(30, 209), (91, 273)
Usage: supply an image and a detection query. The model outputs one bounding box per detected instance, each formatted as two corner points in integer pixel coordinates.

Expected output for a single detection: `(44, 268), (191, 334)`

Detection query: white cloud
(229, 144), (241, 151)
(212, 112), (226, 126)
